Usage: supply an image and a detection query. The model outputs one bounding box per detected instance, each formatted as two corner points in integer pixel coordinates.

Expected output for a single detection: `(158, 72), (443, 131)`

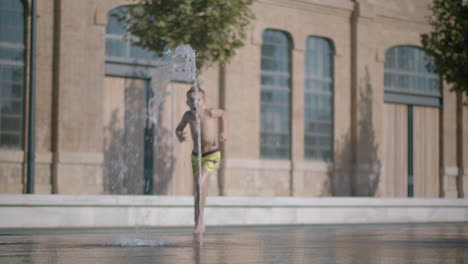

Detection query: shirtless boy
(175, 86), (227, 235)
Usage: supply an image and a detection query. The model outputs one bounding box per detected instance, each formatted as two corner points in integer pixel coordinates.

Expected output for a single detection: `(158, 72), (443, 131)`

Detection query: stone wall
(221, 0), (354, 197)
(0, 0), (466, 198)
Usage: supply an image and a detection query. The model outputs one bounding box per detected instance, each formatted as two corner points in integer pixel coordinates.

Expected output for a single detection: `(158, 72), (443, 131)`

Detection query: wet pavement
(0, 223), (467, 264)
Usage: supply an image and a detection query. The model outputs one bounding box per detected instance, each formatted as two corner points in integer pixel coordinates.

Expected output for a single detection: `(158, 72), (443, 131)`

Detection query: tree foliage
(115, 0), (255, 70)
(421, 0), (468, 96)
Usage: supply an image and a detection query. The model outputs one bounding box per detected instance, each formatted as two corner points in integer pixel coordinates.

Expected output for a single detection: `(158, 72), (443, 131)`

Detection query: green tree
(115, 0), (255, 70)
(421, 0), (468, 96)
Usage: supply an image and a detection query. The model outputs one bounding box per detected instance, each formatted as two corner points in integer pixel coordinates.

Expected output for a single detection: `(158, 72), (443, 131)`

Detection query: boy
(175, 86), (227, 235)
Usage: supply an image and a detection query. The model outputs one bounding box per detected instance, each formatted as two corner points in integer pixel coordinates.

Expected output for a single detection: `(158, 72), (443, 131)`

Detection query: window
(106, 6), (161, 65)
(260, 29), (292, 159)
(304, 37), (334, 161)
(0, 0), (25, 149)
(384, 46), (441, 106)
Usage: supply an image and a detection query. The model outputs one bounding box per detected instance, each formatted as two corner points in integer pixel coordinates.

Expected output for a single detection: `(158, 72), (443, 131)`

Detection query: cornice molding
(257, 0), (354, 16)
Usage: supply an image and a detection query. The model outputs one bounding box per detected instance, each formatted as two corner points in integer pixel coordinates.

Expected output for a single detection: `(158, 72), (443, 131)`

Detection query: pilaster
(350, 0), (382, 196)
(291, 48), (305, 196)
(461, 94), (468, 198)
(51, 0), (106, 194)
(441, 83), (458, 198)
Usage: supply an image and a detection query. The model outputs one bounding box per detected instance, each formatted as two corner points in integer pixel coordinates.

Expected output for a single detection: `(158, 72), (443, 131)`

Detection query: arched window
(105, 6), (164, 77)
(260, 29), (292, 159)
(0, 0), (25, 149)
(304, 37), (334, 161)
(384, 46), (441, 106)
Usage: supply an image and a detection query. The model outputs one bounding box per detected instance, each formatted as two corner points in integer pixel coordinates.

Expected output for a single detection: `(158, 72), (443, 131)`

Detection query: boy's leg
(194, 168), (211, 234)
(199, 169), (211, 231)
(194, 183), (200, 227)
(193, 172), (201, 228)
(192, 155), (201, 229)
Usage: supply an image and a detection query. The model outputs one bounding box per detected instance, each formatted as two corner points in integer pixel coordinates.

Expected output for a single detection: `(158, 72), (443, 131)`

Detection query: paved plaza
(0, 223), (467, 263)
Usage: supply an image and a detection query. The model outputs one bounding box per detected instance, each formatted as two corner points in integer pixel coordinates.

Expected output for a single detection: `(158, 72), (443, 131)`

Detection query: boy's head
(186, 86), (206, 112)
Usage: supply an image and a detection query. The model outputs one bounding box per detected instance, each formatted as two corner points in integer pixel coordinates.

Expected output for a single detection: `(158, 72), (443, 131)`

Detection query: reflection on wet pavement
(0, 223), (467, 263)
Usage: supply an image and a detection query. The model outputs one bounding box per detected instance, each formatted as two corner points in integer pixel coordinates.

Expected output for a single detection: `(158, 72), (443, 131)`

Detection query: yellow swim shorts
(192, 149), (221, 175)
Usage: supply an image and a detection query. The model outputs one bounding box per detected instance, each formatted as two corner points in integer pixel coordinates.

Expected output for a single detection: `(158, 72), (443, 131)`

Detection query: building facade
(0, 0), (466, 198)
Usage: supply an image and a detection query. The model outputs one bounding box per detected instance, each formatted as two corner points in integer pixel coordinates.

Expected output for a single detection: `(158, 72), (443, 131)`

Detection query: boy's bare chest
(188, 113), (215, 127)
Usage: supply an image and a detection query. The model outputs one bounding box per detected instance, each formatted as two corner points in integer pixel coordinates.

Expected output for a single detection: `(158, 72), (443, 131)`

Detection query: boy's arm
(211, 109), (227, 142)
(175, 112), (189, 142)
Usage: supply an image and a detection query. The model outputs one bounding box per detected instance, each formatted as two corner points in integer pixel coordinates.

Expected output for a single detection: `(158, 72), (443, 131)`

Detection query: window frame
(384, 45), (442, 107)
(259, 29), (293, 160)
(303, 36), (334, 161)
(105, 5), (166, 79)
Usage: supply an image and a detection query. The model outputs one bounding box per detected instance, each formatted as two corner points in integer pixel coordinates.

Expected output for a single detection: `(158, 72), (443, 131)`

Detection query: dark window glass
(304, 37), (334, 161)
(260, 29), (291, 159)
(384, 46), (440, 97)
(0, 0), (24, 149)
(106, 6), (161, 64)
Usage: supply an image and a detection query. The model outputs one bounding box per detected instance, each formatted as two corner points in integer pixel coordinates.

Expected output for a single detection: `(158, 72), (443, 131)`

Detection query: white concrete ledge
(0, 195), (467, 228)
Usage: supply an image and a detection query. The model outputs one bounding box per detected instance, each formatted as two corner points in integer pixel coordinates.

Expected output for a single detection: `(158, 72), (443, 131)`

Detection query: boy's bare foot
(194, 226), (202, 235)
(194, 224), (206, 235)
